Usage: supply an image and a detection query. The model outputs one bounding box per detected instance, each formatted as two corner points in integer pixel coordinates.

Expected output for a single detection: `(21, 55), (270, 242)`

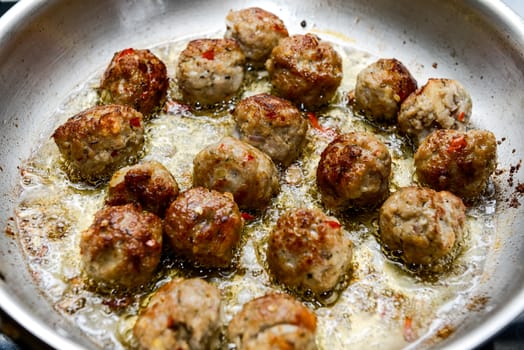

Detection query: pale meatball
(106, 160), (180, 217)
(233, 93), (308, 166)
(52, 104), (145, 183)
(99, 48), (169, 117)
(414, 129), (497, 200)
(225, 7), (289, 66)
(267, 208), (352, 296)
(176, 38), (246, 106)
(192, 136), (280, 210)
(397, 78), (472, 146)
(316, 132), (392, 210)
(379, 187), (466, 266)
(353, 58), (417, 122)
(133, 278), (222, 350)
(227, 293), (317, 350)
(80, 204), (162, 289)
(266, 33), (343, 109)
(163, 187), (243, 268)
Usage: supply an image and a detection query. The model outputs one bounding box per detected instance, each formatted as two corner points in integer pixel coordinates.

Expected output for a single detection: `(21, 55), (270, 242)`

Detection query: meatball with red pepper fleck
(233, 93), (308, 166)
(225, 7), (289, 67)
(267, 208), (352, 297)
(266, 33), (343, 109)
(80, 204), (163, 290)
(164, 187), (244, 268)
(414, 129), (497, 200)
(316, 132), (392, 210)
(176, 38), (246, 106)
(192, 136), (280, 210)
(106, 160), (179, 217)
(99, 48), (169, 117)
(227, 293), (318, 350)
(52, 104), (145, 183)
(133, 278), (222, 350)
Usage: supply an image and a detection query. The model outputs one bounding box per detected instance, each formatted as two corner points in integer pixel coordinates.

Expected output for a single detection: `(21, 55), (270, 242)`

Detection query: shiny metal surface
(0, 0), (523, 349)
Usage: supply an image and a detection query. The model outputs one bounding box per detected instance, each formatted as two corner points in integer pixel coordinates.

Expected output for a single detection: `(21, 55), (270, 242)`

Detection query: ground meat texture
(397, 78), (472, 146)
(192, 136), (280, 210)
(316, 132), (392, 210)
(414, 129), (497, 200)
(225, 7), (289, 66)
(99, 48), (169, 117)
(266, 33), (343, 109)
(379, 186), (466, 266)
(176, 38), (246, 106)
(266, 208), (352, 296)
(52, 104), (145, 183)
(79, 204), (162, 289)
(163, 187), (243, 268)
(105, 160), (179, 217)
(227, 293), (317, 350)
(233, 93), (308, 166)
(133, 278), (221, 350)
(353, 58), (417, 122)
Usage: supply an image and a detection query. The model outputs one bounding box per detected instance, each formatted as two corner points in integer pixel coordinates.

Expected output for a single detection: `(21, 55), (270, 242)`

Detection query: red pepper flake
(202, 48), (215, 60)
(117, 48), (135, 60)
(457, 111), (466, 122)
(130, 117), (141, 128)
(326, 220), (341, 229)
(307, 112), (323, 131)
(245, 153), (254, 161)
(403, 316), (416, 342)
(447, 135), (467, 153)
(241, 212), (255, 221)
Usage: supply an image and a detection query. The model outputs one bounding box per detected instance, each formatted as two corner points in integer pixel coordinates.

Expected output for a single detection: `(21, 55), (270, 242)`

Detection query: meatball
(106, 160), (180, 217)
(227, 293), (317, 350)
(164, 187), (243, 268)
(233, 93), (308, 166)
(193, 136), (280, 210)
(266, 33), (343, 109)
(52, 104), (145, 183)
(397, 78), (472, 146)
(134, 278), (222, 350)
(99, 48), (169, 117)
(316, 132), (392, 210)
(353, 58), (417, 122)
(267, 208), (352, 296)
(414, 129), (497, 200)
(379, 186), (466, 266)
(80, 204), (162, 289)
(225, 7), (289, 66)
(176, 38), (246, 106)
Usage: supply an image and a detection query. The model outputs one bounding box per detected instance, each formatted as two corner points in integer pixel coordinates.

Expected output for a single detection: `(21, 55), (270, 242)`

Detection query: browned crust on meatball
(266, 33), (343, 109)
(52, 104), (145, 183)
(316, 132), (392, 210)
(414, 129), (497, 200)
(164, 187), (243, 268)
(80, 204), (162, 289)
(227, 293), (317, 350)
(100, 48), (169, 117)
(233, 93), (308, 166)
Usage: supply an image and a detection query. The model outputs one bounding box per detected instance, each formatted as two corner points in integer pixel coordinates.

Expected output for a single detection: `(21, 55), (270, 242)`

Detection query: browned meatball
(105, 160), (180, 217)
(225, 7), (289, 66)
(266, 33), (343, 109)
(192, 136), (280, 210)
(134, 278), (222, 350)
(227, 293), (317, 350)
(267, 208), (352, 296)
(414, 129), (497, 200)
(176, 38), (246, 106)
(80, 204), (162, 289)
(316, 132), (392, 210)
(353, 58), (417, 122)
(379, 187), (466, 266)
(52, 104), (145, 183)
(164, 187), (243, 268)
(99, 48), (169, 117)
(397, 78), (472, 146)
(233, 93), (308, 166)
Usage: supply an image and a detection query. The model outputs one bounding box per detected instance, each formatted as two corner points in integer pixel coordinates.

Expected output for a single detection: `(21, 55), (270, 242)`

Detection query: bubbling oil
(14, 33), (496, 350)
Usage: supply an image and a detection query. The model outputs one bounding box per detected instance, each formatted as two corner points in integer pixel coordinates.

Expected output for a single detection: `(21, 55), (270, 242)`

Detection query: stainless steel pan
(1, 0), (524, 349)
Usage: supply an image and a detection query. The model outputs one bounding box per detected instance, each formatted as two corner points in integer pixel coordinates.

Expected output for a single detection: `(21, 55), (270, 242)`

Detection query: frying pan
(1, 0), (524, 349)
